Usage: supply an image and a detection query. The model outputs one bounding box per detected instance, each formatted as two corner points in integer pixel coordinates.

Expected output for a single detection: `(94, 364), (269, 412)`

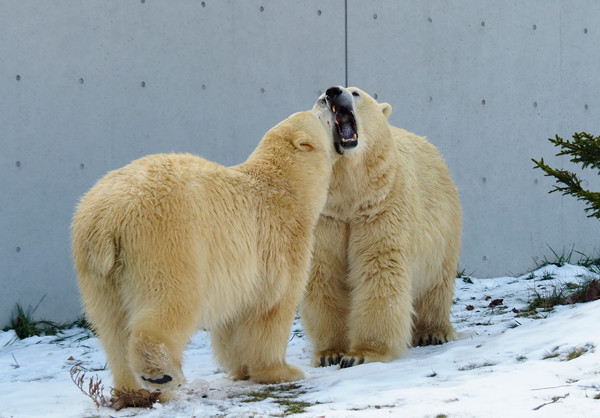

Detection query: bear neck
(325, 127), (398, 219)
(238, 141), (331, 220)
(338, 127), (397, 187)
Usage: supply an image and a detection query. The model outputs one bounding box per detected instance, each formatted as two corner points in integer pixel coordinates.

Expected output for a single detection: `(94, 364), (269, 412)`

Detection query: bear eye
(352, 91), (360, 97)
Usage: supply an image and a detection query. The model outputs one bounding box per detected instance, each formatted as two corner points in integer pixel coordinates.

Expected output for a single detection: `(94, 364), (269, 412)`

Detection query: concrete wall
(2, 0), (599, 327)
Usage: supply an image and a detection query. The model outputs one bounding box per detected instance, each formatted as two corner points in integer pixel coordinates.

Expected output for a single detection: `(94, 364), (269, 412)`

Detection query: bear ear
(380, 103), (392, 119)
(292, 133), (315, 151)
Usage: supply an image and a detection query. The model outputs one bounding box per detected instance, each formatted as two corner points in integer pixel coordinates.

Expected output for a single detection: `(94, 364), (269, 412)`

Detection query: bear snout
(325, 86), (354, 111)
(326, 86), (343, 99)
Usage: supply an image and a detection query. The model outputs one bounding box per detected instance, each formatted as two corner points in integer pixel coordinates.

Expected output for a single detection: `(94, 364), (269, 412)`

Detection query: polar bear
(302, 86), (462, 368)
(72, 108), (337, 407)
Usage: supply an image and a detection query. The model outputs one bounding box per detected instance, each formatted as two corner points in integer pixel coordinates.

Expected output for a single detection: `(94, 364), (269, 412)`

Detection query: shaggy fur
(301, 87), (462, 368)
(72, 110), (337, 407)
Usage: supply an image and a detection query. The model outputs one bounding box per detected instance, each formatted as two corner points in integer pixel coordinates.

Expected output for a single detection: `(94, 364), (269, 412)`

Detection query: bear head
(313, 86), (392, 155)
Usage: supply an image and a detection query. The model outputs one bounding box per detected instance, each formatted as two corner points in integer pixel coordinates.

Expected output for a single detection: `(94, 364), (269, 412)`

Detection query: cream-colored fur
(301, 87), (462, 368)
(72, 110), (337, 408)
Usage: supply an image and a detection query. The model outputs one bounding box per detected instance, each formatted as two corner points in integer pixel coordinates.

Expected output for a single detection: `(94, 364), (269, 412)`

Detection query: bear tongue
(340, 122), (355, 140)
(335, 108), (357, 141)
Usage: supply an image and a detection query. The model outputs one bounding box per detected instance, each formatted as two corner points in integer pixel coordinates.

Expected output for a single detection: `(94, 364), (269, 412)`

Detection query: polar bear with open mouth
(303, 86), (462, 368)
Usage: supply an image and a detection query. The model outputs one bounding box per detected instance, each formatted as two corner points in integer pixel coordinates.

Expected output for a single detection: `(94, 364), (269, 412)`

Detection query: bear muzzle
(325, 86), (358, 154)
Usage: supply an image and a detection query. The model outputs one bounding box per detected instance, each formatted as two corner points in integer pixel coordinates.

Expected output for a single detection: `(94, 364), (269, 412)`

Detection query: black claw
(320, 357), (326, 367)
(340, 358), (355, 369)
(142, 374), (173, 385)
(358, 358), (365, 365)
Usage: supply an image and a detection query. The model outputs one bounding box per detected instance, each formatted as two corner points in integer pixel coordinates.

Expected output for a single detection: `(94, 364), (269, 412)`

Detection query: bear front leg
(235, 292), (305, 383)
(411, 252), (458, 346)
(300, 215), (351, 367)
(341, 215), (414, 367)
(211, 319), (250, 381)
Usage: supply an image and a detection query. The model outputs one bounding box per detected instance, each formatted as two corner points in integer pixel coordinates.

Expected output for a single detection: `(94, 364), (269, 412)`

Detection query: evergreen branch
(533, 154), (600, 219)
(549, 132), (600, 174)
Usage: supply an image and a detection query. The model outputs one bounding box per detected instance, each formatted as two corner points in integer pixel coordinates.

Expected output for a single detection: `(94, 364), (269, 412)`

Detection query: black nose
(326, 87), (342, 99)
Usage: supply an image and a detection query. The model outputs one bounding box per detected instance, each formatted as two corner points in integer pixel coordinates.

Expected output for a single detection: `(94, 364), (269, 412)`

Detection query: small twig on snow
(532, 393), (569, 410)
(11, 353), (20, 369)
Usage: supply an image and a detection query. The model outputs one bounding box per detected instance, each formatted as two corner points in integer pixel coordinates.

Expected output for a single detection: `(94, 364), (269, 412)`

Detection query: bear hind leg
(125, 259), (202, 395)
(78, 272), (144, 409)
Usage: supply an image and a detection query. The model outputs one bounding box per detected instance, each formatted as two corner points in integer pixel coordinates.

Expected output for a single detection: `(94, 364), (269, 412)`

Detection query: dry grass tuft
(70, 363), (159, 411)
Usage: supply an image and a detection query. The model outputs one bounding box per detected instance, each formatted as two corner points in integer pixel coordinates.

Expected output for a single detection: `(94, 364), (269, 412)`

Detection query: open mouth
(332, 104), (358, 154)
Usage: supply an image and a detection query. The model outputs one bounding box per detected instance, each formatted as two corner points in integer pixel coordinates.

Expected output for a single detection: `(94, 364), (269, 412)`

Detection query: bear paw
(138, 368), (185, 393)
(338, 348), (399, 368)
(412, 327), (456, 347)
(316, 350), (344, 367)
(142, 374), (173, 385)
(339, 353), (366, 369)
(130, 339), (186, 393)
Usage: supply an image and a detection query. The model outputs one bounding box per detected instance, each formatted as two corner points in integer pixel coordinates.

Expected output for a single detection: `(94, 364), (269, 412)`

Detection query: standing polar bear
(72, 109), (337, 408)
(301, 86), (462, 368)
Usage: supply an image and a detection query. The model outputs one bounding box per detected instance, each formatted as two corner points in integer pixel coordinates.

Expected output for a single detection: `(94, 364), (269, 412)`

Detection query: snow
(1, 264), (599, 417)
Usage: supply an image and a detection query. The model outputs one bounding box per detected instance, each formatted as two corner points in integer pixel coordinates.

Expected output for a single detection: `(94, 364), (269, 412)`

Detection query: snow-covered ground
(1, 264), (599, 418)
